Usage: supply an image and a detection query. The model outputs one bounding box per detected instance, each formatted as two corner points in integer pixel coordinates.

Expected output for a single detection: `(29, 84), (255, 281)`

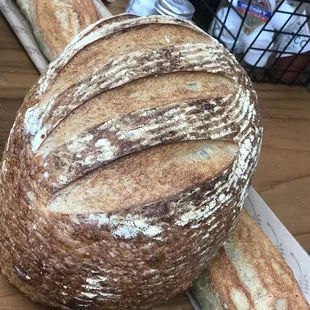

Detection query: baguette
(15, 0), (112, 61)
(192, 209), (309, 310)
(26, 0), (100, 61)
(0, 15), (262, 310)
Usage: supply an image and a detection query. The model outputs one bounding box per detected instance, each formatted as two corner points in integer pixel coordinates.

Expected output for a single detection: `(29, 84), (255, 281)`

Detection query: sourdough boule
(0, 14), (262, 310)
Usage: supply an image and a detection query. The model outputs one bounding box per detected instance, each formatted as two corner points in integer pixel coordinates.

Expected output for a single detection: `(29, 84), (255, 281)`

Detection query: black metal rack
(189, 0), (310, 86)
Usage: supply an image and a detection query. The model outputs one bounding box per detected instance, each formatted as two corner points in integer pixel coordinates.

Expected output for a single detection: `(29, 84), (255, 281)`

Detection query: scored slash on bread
(48, 140), (238, 214)
(0, 14), (262, 310)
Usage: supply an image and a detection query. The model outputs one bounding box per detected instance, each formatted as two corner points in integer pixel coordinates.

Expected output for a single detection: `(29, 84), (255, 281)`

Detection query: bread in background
(19, 0), (101, 61)
(192, 209), (309, 310)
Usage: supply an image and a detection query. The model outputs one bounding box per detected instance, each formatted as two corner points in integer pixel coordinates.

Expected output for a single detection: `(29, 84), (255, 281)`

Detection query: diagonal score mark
(47, 140), (239, 214)
(36, 14), (208, 96)
(42, 93), (243, 191)
(23, 42), (240, 154)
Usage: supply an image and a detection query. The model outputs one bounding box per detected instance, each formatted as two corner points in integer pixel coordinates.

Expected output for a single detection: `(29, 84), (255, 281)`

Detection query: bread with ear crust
(192, 209), (309, 310)
(0, 15), (262, 310)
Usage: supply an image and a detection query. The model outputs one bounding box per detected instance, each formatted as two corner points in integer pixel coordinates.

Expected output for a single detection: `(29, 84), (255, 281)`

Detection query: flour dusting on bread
(0, 15), (262, 310)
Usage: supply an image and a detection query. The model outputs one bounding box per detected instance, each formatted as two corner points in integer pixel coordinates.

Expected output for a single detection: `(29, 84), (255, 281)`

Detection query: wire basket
(190, 0), (310, 86)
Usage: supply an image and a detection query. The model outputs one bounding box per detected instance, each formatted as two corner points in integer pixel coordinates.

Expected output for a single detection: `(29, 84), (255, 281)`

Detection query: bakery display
(192, 209), (310, 310)
(0, 14), (262, 310)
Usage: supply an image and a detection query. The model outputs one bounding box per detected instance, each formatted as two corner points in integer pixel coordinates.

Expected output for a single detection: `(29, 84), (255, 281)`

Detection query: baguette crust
(29, 0), (99, 61)
(0, 15), (262, 309)
(192, 210), (310, 310)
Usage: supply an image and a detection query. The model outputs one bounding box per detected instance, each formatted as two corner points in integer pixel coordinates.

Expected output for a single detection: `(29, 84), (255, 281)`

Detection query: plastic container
(243, 23), (275, 67)
(213, 6), (244, 51)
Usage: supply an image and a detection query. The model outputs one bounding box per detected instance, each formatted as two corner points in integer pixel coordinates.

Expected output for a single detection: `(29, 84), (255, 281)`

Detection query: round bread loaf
(0, 14), (262, 310)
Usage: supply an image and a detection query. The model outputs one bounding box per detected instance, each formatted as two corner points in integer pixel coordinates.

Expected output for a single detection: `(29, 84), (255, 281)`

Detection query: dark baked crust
(0, 15), (262, 309)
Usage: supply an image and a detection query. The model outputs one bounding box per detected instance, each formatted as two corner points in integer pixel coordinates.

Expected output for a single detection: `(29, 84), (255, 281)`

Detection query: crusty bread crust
(0, 15), (262, 309)
(192, 210), (310, 310)
(29, 0), (99, 61)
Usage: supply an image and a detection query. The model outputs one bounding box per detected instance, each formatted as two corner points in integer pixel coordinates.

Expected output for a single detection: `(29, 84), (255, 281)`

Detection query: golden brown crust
(42, 71), (235, 153)
(48, 140), (238, 213)
(46, 23), (211, 96)
(192, 210), (310, 310)
(29, 0), (99, 61)
(0, 15), (262, 310)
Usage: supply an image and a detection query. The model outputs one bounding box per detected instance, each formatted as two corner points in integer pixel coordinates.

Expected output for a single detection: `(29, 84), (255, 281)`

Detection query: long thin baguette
(29, 0), (100, 61)
(15, 0), (111, 61)
(192, 209), (309, 310)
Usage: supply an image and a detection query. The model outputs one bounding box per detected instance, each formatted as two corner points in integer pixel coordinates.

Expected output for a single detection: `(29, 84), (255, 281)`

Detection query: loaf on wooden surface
(0, 15), (262, 310)
(18, 0), (102, 61)
(192, 209), (309, 310)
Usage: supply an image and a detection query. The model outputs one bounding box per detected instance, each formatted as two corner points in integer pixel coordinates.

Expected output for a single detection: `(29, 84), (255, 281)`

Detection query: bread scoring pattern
(0, 15), (262, 310)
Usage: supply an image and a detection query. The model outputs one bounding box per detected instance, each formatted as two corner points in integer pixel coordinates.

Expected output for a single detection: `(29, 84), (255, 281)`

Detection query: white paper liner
(0, 1), (309, 307)
(93, 0), (113, 18)
(0, 0), (48, 73)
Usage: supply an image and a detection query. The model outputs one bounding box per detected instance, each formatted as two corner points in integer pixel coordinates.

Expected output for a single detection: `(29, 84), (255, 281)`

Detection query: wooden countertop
(0, 3), (310, 310)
